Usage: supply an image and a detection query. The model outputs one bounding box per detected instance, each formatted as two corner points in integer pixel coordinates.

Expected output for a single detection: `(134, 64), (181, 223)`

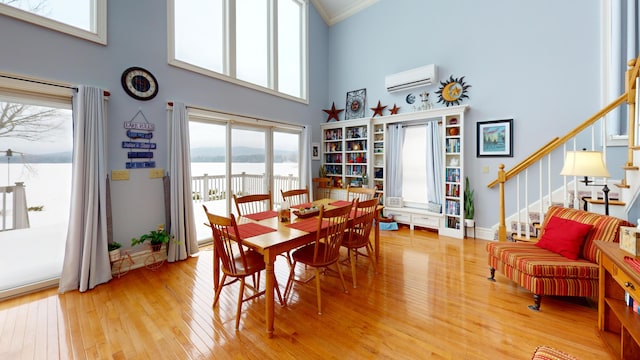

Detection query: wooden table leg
(264, 249), (275, 338)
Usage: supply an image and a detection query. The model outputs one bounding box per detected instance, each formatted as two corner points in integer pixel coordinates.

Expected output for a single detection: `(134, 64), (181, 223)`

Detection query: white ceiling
(311, 0), (378, 26)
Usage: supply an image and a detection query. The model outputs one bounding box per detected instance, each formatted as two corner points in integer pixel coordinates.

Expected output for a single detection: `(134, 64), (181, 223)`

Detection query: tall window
(401, 125), (428, 208)
(0, 0), (107, 44)
(0, 88), (73, 297)
(170, 0), (308, 101)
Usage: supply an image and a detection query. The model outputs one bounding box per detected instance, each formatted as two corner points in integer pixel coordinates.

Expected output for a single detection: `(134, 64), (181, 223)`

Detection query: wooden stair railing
(488, 55), (640, 241)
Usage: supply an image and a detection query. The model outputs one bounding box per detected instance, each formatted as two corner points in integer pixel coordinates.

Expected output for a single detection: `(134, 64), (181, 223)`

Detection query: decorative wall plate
(406, 93), (415, 104)
(345, 88), (366, 120)
(435, 75), (470, 107)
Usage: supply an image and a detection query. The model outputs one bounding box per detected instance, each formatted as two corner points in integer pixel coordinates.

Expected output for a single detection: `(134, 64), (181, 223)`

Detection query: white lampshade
(560, 150), (610, 178)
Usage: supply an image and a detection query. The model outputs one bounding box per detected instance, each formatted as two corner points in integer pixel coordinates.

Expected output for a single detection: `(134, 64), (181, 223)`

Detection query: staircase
(489, 55), (640, 241)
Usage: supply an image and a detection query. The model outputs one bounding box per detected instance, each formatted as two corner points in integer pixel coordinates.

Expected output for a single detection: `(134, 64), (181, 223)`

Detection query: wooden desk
(595, 241), (640, 359)
(212, 198), (382, 338)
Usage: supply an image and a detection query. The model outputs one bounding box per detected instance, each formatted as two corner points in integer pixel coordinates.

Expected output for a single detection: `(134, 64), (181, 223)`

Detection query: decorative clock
(121, 67), (159, 101)
(345, 88), (366, 120)
(435, 75), (471, 107)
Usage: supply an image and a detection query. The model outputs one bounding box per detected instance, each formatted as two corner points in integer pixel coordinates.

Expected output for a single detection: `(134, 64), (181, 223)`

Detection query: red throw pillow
(535, 216), (593, 260)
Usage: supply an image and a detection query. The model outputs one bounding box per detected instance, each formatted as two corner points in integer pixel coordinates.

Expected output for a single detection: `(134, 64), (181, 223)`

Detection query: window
(0, 74), (74, 298)
(401, 125), (428, 208)
(170, 0), (308, 102)
(0, 0), (107, 44)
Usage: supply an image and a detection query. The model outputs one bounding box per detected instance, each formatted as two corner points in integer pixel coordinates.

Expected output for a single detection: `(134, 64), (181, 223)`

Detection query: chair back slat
(346, 185), (376, 201)
(203, 206), (247, 276)
(233, 192), (272, 216)
(281, 188), (310, 207)
(346, 198), (378, 248)
(312, 202), (353, 264)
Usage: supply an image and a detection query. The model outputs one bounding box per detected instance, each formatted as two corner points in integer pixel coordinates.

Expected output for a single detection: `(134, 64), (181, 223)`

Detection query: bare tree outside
(0, 102), (64, 142)
(0, 0), (48, 15)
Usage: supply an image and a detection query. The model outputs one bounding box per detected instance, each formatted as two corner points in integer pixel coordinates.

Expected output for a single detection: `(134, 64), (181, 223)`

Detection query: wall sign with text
(122, 110), (156, 168)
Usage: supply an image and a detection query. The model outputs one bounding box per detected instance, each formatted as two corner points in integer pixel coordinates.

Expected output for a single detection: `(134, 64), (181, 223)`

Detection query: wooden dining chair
(232, 191), (292, 265)
(283, 201), (353, 315)
(202, 205), (283, 330)
(281, 188), (310, 207)
(312, 177), (332, 200)
(233, 192), (272, 216)
(342, 198), (379, 288)
(346, 185), (377, 202)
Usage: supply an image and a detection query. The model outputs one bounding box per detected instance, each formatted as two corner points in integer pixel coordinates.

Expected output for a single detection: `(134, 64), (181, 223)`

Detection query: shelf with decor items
(321, 118), (371, 189)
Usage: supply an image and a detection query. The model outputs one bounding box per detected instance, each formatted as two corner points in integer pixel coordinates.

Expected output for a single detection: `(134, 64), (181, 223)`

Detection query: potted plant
(131, 228), (170, 252)
(108, 241), (122, 262)
(464, 176), (475, 227)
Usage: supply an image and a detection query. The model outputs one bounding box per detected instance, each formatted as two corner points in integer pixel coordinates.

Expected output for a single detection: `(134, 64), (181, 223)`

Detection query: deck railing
(0, 182), (29, 231)
(191, 172), (300, 205)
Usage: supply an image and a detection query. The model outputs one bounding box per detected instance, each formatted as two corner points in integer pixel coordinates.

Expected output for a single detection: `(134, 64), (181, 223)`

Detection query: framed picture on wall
(345, 88), (366, 120)
(477, 119), (513, 157)
(311, 143), (320, 160)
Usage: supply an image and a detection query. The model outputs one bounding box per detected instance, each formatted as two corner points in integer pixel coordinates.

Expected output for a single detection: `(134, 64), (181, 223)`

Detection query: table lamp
(560, 149), (611, 215)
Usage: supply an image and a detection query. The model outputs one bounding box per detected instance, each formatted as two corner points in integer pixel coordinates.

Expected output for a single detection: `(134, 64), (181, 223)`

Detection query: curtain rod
(401, 120), (441, 128)
(0, 74), (111, 96)
(167, 101), (302, 129)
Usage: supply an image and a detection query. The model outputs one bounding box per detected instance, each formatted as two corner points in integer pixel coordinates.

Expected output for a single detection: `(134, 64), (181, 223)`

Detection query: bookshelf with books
(321, 118), (371, 189)
(441, 113), (464, 238)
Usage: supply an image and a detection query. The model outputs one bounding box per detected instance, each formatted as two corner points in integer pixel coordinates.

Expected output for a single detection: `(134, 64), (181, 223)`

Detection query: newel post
(498, 164), (507, 242)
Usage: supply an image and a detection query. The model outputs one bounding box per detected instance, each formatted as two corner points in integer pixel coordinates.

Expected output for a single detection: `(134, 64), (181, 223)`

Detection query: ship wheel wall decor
(435, 75), (471, 107)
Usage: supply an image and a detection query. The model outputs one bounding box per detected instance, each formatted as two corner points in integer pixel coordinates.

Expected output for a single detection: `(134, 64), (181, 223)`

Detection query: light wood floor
(0, 226), (611, 359)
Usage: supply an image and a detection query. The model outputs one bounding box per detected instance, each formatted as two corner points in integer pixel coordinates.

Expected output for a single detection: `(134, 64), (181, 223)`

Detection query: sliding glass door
(189, 113), (302, 243)
(231, 127), (267, 213)
(272, 130), (300, 205)
(0, 96), (72, 298)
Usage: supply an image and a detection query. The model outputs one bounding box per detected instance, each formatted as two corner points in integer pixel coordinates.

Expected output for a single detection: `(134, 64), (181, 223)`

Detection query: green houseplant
(131, 229), (170, 252)
(464, 177), (475, 226)
(108, 241), (122, 262)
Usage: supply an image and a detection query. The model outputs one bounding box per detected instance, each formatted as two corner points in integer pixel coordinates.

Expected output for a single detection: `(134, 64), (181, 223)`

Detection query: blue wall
(0, 0), (604, 236)
(326, 0), (601, 228)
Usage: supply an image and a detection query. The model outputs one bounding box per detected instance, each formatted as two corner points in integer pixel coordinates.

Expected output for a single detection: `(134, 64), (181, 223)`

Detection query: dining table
(211, 198), (383, 338)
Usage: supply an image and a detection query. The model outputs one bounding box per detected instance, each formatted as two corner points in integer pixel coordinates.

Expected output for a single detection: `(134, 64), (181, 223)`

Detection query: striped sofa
(486, 206), (632, 310)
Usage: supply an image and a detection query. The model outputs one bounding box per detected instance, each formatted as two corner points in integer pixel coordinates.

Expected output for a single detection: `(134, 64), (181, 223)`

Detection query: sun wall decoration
(435, 75), (471, 107)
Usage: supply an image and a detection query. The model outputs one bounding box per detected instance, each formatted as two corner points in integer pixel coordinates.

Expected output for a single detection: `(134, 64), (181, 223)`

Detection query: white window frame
(167, 0), (309, 104)
(0, 0), (107, 45)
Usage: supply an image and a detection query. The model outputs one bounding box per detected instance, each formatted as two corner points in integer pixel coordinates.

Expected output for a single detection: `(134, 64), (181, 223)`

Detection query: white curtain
(59, 86), (111, 293)
(608, 1), (639, 135)
(425, 121), (443, 206)
(386, 124), (405, 198)
(168, 101), (198, 262)
(301, 125), (312, 195)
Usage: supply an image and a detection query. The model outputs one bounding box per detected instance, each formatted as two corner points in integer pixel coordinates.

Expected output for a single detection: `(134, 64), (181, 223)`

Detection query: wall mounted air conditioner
(385, 64), (437, 93)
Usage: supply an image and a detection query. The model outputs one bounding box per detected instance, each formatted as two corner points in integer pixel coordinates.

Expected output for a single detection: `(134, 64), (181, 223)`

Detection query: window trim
(0, 72), (75, 106)
(0, 0), (107, 45)
(167, 0), (308, 104)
